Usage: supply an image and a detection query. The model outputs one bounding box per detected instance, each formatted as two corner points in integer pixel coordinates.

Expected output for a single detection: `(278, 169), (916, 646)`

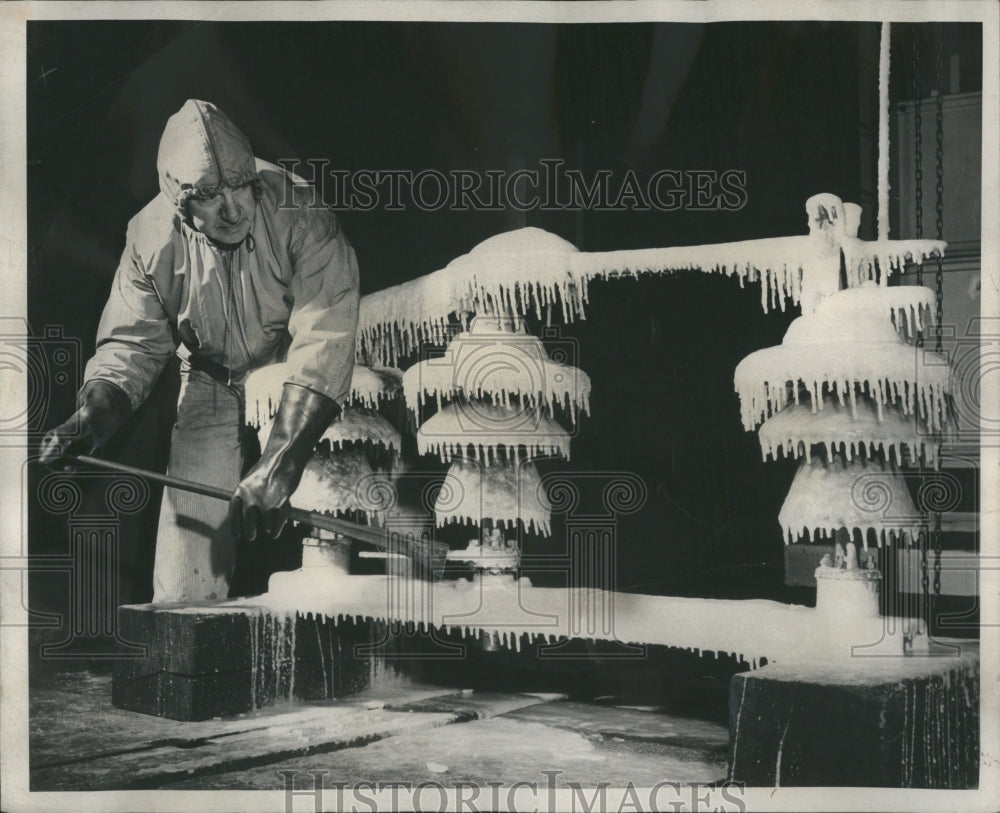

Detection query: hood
(156, 99), (259, 212)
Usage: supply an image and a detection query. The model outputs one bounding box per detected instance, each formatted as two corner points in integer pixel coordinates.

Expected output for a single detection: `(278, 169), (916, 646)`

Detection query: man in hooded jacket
(40, 99), (359, 603)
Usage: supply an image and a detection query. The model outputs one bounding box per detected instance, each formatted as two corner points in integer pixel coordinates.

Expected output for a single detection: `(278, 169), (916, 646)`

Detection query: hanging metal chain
(934, 26), (945, 353)
(920, 527), (930, 634)
(933, 511), (943, 597)
(913, 28), (924, 286)
(931, 24), (946, 606)
(910, 26), (930, 631)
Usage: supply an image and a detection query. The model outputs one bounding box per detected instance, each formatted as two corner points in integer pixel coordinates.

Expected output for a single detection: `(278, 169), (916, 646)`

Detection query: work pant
(151, 366), (248, 603)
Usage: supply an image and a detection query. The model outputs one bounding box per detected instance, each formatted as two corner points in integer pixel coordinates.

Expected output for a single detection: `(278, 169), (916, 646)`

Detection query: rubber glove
(229, 383), (339, 541)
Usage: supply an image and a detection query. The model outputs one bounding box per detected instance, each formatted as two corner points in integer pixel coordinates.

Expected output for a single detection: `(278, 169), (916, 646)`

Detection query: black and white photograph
(1, 2), (997, 811)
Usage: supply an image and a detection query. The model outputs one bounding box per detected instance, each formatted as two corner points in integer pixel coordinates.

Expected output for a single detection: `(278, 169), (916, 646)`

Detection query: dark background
(26, 21), (982, 610)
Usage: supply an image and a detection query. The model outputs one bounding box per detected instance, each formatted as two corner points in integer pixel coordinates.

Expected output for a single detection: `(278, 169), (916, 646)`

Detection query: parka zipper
(223, 250), (254, 384)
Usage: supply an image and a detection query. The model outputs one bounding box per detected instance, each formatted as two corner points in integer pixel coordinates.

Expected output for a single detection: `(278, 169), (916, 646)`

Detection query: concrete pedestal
(112, 603), (387, 721)
(727, 647), (979, 787)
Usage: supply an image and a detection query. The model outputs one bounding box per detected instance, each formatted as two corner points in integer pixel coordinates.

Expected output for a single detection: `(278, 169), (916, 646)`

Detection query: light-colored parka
(83, 99), (359, 411)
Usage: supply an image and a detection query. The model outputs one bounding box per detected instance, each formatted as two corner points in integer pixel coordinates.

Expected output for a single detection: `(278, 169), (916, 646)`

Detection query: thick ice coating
(258, 408), (401, 456)
(255, 570), (931, 667)
(778, 456), (923, 547)
(416, 402), (571, 463)
(290, 447), (390, 519)
(348, 365), (404, 409)
(758, 401), (939, 467)
(435, 458), (552, 536)
(246, 361), (403, 423)
(734, 286), (951, 432)
(354, 206), (944, 364)
(402, 316), (591, 423)
(842, 237), (947, 288)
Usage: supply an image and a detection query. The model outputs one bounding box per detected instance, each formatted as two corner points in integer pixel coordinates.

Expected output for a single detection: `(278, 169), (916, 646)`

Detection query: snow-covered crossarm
(355, 196), (946, 364)
(569, 235), (818, 314)
(842, 236), (947, 288)
(435, 459), (552, 536)
(778, 457), (924, 547)
(758, 402), (939, 467)
(357, 267), (466, 365)
(416, 402), (571, 464)
(357, 231), (824, 363)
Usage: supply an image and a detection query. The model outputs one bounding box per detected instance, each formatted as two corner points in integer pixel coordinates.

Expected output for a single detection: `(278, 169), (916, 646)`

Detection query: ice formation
(255, 568), (926, 667)
(435, 458), (552, 536)
(447, 537), (522, 572)
(246, 361), (404, 423)
(417, 402), (571, 463)
(777, 456), (923, 547)
(842, 238), (947, 288)
(257, 408), (401, 458)
(402, 316), (591, 422)
(758, 402), (939, 467)
(734, 286), (951, 432)
(349, 365), (404, 408)
(354, 202), (944, 364)
(291, 448), (390, 519)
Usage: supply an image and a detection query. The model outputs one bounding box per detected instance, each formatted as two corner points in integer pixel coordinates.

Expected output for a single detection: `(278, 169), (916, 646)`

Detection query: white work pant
(152, 367), (247, 603)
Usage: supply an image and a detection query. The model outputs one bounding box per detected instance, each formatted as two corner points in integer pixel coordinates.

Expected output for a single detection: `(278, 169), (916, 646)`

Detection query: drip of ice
(246, 608), (297, 709)
(349, 365), (405, 409)
(842, 238), (946, 288)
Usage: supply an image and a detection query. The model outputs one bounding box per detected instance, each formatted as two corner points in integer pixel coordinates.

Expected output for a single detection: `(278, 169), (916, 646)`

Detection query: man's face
(187, 183), (255, 245)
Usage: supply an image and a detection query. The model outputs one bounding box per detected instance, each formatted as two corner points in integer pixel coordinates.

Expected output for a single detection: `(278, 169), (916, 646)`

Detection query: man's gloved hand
(229, 383), (339, 541)
(38, 380), (133, 469)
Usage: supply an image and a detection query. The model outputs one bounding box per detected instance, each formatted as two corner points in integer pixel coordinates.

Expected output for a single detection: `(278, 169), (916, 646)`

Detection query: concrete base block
(112, 603), (387, 721)
(728, 649), (979, 787)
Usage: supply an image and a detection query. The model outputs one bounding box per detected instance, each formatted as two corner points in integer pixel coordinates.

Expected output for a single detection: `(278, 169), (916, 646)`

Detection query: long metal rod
(68, 453), (447, 570)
